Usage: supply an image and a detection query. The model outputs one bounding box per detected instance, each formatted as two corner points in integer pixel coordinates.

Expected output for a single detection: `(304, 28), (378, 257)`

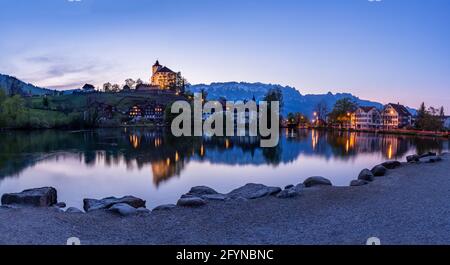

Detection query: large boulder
(303, 177), (332, 188)
(381, 161), (402, 169)
(419, 152), (437, 158)
(201, 194), (229, 201)
(406, 154), (420, 163)
(108, 203), (137, 217)
(419, 156), (442, 163)
(177, 197), (207, 207)
(227, 183), (281, 199)
(83, 196), (146, 212)
(1, 187), (57, 207)
(358, 169), (374, 182)
(187, 186), (218, 196)
(371, 165), (387, 177)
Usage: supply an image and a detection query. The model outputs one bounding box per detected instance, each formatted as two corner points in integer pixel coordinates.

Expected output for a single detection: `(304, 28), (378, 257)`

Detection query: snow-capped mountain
(189, 82), (389, 117)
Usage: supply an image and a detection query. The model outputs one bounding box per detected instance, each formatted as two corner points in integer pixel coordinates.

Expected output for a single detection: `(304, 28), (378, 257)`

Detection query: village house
(128, 103), (165, 121)
(381, 103), (412, 129)
(351, 106), (382, 129)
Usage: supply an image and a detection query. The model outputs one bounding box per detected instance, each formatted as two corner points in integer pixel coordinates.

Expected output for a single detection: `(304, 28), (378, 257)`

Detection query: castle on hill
(136, 60), (184, 94)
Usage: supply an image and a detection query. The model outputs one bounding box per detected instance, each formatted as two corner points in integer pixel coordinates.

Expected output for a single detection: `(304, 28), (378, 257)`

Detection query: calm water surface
(0, 128), (448, 208)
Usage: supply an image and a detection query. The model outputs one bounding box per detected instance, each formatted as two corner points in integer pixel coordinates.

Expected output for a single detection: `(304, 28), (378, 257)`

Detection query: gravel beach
(0, 153), (449, 245)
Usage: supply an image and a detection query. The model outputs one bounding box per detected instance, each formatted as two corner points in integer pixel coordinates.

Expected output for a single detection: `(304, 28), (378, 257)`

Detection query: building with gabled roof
(351, 106), (382, 129)
(382, 103), (412, 129)
(150, 60), (180, 89)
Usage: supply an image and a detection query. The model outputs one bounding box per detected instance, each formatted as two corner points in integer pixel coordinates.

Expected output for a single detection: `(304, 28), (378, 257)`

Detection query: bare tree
(111, 84), (121, 92)
(125, 79), (136, 89)
(314, 100), (329, 121)
(103, 82), (112, 92)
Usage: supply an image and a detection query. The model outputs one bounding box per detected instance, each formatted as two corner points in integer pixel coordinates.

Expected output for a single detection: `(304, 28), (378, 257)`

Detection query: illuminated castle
(150, 60), (179, 89)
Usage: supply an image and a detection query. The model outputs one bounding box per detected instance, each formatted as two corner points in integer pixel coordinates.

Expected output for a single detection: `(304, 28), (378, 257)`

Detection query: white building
(351, 106), (382, 129)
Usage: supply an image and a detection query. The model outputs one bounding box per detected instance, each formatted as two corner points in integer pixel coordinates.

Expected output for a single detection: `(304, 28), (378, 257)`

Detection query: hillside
(189, 82), (388, 117)
(0, 74), (52, 96)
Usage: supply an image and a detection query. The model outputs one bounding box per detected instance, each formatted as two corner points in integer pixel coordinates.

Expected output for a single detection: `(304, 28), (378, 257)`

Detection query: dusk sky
(0, 0), (449, 109)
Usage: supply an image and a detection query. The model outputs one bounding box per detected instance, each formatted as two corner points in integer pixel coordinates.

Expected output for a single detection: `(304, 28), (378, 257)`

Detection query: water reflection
(0, 128), (448, 188)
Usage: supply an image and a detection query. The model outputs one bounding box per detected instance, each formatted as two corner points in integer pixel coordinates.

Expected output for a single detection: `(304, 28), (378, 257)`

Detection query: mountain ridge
(188, 82), (416, 117)
(0, 74), (52, 96)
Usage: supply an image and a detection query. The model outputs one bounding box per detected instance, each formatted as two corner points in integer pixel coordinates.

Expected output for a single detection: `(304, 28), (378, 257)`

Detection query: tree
(415, 102), (444, 131)
(125, 79), (136, 89)
(264, 87), (284, 110)
(418, 102), (427, 119)
(111, 84), (121, 92)
(314, 100), (328, 121)
(136, 79), (143, 86)
(328, 98), (358, 126)
(439, 106), (445, 117)
(42, 96), (49, 108)
(295, 112), (309, 126)
(2, 95), (25, 120)
(103, 82), (112, 92)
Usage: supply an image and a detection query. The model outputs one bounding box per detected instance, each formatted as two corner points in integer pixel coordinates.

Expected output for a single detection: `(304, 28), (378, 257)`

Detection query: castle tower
(152, 60), (162, 75)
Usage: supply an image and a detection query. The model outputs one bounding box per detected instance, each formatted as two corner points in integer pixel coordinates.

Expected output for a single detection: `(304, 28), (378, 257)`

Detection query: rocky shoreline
(1, 152), (445, 217)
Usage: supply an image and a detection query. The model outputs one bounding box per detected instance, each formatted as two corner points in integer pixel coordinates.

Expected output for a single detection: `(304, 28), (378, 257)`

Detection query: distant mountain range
(0, 74), (416, 116)
(0, 74), (52, 96)
(189, 82), (417, 117)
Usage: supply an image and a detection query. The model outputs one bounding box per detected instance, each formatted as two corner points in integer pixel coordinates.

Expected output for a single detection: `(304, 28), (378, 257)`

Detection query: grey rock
(55, 202), (67, 208)
(152, 204), (176, 211)
(201, 194), (229, 201)
(284, 184), (294, 190)
(276, 187), (300, 198)
(303, 177), (332, 188)
(381, 161), (402, 169)
(136, 207), (151, 214)
(227, 183), (281, 199)
(66, 207), (84, 213)
(419, 156), (442, 163)
(109, 203), (138, 216)
(83, 196), (146, 212)
(406, 154), (420, 163)
(177, 197), (207, 207)
(350, 179), (369, 186)
(419, 152), (437, 158)
(1, 187), (57, 207)
(187, 186), (218, 196)
(51, 206), (64, 213)
(371, 165), (387, 177)
(358, 169), (375, 182)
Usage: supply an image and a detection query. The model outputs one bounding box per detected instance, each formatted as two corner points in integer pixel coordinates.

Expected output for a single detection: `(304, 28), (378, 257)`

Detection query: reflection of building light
(311, 130), (318, 150)
(388, 144), (393, 159)
(166, 158), (171, 166)
(129, 134), (140, 149)
(200, 145), (205, 157)
(225, 139), (230, 149)
(346, 139), (349, 153)
(175, 151), (179, 162)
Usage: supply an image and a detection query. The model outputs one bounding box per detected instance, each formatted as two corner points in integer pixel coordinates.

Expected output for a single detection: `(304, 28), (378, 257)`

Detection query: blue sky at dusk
(0, 0), (449, 109)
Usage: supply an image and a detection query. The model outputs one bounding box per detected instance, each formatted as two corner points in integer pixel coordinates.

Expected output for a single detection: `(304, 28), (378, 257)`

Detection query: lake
(0, 128), (448, 209)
